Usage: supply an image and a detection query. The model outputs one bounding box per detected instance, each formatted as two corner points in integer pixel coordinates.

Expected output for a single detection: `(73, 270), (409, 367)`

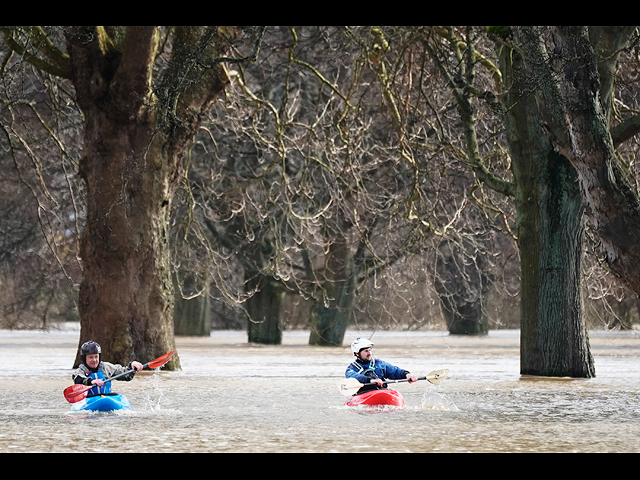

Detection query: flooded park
(2, 325), (640, 453)
(5, 26), (640, 454)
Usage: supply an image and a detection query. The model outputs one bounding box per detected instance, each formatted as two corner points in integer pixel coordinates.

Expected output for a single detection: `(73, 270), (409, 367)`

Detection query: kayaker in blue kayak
(346, 338), (418, 394)
(72, 341), (144, 396)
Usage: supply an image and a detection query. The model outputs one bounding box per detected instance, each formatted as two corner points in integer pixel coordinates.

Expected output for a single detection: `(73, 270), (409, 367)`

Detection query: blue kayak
(69, 394), (131, 413)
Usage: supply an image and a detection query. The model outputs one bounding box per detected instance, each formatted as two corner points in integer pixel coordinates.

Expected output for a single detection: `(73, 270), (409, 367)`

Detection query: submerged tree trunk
(75, 104), (179, 366)
(434, 238), (491, 336)
(246, 276), (285, 345)
(174, 273), (211, 336)
(499, 42), (595, 377)
(64, 26), (231, 368)
(67, 27), (177, 368)
(515, 149), (594, 377)
(309, 233), (357, 347)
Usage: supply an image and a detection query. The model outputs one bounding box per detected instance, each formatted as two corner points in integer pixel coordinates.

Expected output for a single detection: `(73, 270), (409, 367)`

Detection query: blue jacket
(345, 358), (410, 385)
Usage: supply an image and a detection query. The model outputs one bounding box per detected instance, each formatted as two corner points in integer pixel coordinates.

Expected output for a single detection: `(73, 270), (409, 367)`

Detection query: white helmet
(351, 338), (374, 355)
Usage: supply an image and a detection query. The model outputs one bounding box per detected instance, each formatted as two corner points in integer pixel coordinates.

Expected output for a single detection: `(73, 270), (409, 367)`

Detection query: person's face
(86, 353), (100, 369)
(357, 348), (373, 362)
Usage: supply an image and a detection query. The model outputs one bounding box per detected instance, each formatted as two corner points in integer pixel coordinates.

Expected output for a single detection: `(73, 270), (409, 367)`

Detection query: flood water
(1, 325), (640, 453)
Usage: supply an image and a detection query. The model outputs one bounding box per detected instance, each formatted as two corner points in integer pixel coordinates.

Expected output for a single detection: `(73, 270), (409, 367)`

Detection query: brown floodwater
(1, 326), (640, 452)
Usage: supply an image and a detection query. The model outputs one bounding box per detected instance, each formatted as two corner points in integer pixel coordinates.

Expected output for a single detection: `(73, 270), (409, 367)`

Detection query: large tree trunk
(76, 104), (178, 367)
(66, 26), (230, 368)
(512, 26), (640, 298)
(499, 41), (596, 378)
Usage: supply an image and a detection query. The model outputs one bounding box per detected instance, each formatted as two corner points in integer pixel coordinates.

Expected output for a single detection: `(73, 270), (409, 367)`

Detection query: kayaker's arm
(72, 365), (100, 387)
(101, 361), (144, 382)
(380, 361), (417, 382)
(72, 374), (95, 387)
(345, 367), (372, 385)
(129, 361), (144, 373)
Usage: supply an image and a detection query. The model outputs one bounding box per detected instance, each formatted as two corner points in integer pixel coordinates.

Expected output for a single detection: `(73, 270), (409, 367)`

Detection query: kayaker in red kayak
(72, 341), (144, 397)
(346, 338), (418, 394)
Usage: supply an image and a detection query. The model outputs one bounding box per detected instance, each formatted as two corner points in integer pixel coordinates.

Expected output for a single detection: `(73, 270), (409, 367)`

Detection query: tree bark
(498, 38), (595, 377)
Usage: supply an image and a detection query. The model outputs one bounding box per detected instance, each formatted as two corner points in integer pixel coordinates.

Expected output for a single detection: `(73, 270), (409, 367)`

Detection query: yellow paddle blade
(426, 369), (449, 385)
(337, 378), (364, 396)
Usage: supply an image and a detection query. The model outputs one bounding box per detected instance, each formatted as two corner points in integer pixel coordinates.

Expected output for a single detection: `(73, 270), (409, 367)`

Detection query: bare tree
(1, 26), (264, 367)
(414, 26), (595, 376)
(175, 27), (445, 345)
(0, 30), (84, 329)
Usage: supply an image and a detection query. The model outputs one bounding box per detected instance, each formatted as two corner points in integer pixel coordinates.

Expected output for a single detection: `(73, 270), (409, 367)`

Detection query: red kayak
(344, 389), (405, 407)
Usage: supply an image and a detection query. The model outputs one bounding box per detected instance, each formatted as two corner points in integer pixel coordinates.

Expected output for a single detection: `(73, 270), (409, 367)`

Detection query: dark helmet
(80, 341), (101, 363)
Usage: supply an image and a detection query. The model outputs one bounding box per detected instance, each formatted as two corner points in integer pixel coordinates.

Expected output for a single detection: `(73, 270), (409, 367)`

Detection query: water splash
(421, 388), (459, 411)
(142, 368), (167, 412)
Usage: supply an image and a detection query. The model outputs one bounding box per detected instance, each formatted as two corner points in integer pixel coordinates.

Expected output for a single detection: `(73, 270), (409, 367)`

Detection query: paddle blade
(426, 369), (449, 385)
(147, 350), (176, 370)
(337, 378), (364, 397)
(63, 384), (92, 404)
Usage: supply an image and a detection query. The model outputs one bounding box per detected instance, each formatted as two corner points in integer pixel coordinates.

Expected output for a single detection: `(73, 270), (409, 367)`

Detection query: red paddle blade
(64, 384), (92, 403)
(147, 350), (176, 369)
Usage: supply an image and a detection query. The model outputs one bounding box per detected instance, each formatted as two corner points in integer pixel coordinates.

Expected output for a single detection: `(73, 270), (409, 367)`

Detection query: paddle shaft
(65, 351), (176, 402)
(88, 350), (176, 387)
(99, 363), (146, 384)
(86, 357), (165, 388)
(383, 376), (429, 386)
(67, 364), (145, 400)
(338, 369), (449, 397)
(385, 371), (448, 386)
